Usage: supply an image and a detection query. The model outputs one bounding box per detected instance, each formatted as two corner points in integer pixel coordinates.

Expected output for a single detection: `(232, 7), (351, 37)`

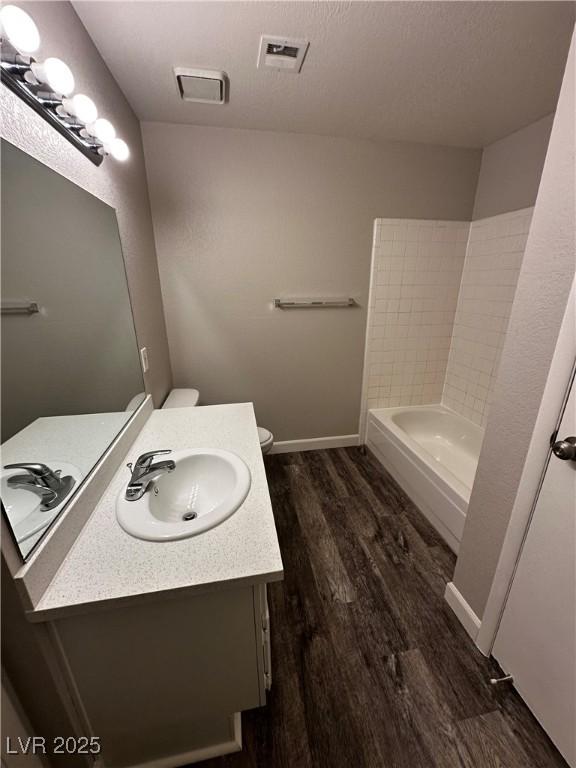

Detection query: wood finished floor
(199, 448), (567, 768)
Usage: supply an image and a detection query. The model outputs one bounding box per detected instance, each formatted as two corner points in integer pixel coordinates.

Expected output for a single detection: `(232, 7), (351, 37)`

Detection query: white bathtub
(366, 404), (484, 553)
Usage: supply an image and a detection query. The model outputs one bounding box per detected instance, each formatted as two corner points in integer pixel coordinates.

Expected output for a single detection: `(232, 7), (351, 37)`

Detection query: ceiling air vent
(257, 35), (309, 73)
(174, 68), (228, 104)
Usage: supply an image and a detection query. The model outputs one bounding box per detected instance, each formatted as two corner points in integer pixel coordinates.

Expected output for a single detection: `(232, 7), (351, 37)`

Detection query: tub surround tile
(443, 208), (533, 426)
(29, 404), (283, 620)
(362, 209), (533, 431)
(362, 219), (470, 432)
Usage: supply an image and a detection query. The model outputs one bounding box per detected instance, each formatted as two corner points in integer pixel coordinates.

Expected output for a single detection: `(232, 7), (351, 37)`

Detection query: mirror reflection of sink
(116, 449), (251, 541)
(1, 475), (41, 525)
(1, 462), (83, 545)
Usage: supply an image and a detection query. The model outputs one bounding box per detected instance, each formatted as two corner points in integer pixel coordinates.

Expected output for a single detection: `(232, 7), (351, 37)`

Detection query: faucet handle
(7, 475), (58, 507)
(4, 462), (54, 477)
(134, 450), (172, 469)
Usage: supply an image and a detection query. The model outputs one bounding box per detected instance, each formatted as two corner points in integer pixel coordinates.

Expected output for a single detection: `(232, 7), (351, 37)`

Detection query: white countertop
(31, 404), (283, 620)
(2, 412), (131, 477)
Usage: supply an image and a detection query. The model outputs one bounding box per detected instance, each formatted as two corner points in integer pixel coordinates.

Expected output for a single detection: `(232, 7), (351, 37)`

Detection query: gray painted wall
(454, 32), (575, 618)
(142, 122), (481, 441)
(0, 1), (171, 406)
(472, 114), (553, 220)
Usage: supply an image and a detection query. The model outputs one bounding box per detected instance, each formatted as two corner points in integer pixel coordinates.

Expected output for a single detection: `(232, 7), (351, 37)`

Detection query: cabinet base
(94, 714), (242, 768)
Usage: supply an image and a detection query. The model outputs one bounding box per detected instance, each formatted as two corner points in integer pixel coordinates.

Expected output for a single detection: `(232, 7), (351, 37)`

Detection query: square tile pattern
(362, 209), (533, 428)
(443, 208), (533, 426)
(363, 218), (469, 413)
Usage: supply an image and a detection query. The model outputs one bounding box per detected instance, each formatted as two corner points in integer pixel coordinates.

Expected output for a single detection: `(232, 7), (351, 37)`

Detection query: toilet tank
(162, 388), (200, 408)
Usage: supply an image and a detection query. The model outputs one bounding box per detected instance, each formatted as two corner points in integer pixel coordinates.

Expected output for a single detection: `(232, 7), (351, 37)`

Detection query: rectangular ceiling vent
(257, 36), (309, 73)
(174, 68), (228, 104)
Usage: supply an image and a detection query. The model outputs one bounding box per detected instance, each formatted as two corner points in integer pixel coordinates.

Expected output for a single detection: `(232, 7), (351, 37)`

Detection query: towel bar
(1, 300), (40, 315)
(273, 297), (357, 309)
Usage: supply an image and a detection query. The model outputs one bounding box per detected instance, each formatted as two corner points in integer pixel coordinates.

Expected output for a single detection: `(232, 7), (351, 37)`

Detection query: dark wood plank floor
(199, 447), (567, 768)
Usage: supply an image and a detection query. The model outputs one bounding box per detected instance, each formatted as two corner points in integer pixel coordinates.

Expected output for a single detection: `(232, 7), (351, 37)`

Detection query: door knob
(552, 436), (576, 461)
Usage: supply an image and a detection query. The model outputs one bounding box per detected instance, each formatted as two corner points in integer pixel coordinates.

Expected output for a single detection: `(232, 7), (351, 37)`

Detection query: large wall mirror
(1, 140), (145, 560)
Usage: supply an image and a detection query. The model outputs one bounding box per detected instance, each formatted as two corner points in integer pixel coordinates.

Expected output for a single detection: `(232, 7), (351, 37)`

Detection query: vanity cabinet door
(52, 587), (261, 767)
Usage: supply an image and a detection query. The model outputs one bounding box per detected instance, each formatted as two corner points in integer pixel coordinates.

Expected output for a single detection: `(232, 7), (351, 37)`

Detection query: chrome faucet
(125, 450), (176, 501)
(5, 462), (75, 511)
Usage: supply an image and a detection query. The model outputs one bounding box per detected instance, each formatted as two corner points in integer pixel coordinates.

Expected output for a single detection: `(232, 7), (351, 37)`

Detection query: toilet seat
(258, 427), (273, 451)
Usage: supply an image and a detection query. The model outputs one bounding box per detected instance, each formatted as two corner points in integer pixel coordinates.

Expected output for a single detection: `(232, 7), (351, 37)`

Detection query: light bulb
(87, 118), (116, 143)
(29, 57), (75, 96)
(108, 138), (130, 162)
(0, 5), (40, 54)
(60, 94), (97, 124)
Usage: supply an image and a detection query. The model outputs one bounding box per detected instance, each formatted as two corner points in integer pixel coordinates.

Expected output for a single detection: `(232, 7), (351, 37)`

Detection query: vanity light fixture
(83, 118), (131, 161)
(86, 117), (116, 143)
(25, 56), (75, 96)
(0, 4), (129, 166)
(0, 4), (40, 55)
(57, 93), (98, 125)
(108, 138), (130, 162)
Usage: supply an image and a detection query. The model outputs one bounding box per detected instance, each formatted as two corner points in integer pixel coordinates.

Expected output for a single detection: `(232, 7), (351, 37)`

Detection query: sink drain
(182, 511), (197, 521)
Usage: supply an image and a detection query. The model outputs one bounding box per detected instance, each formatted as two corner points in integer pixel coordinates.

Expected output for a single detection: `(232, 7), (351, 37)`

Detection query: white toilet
(257, 426), (274, 454)
(162, 388), (274, 454)
(162, 388), (201, 409)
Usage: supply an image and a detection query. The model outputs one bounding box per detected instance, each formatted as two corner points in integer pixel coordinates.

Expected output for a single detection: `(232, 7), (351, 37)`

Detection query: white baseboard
(444, 582), (482, 644)
(270, 434), (360, 454)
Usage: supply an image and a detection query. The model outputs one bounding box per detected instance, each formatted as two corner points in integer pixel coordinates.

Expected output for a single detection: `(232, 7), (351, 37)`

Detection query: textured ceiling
(74, 1), (575, 148)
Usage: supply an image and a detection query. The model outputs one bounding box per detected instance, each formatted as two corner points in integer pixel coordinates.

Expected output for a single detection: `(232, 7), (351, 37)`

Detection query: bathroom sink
(116, 448), (251, 541)
(1, 462), (82, 544)
(1, 471), (41, 526)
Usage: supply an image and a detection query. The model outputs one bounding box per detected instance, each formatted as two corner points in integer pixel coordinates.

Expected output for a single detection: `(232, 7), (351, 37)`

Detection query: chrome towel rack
(273, 297), (358, 309)
(1, 300), (40, 316)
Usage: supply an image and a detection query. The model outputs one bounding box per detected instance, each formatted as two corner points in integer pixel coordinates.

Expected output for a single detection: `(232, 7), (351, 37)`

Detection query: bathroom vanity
(17, 403), (283, 768)
(1, 141), (283, 767)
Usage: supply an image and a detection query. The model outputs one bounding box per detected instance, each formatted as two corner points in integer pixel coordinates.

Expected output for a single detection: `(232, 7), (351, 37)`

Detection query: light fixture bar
(0, 63), (104, 166)
(0, 5), (130, 166)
